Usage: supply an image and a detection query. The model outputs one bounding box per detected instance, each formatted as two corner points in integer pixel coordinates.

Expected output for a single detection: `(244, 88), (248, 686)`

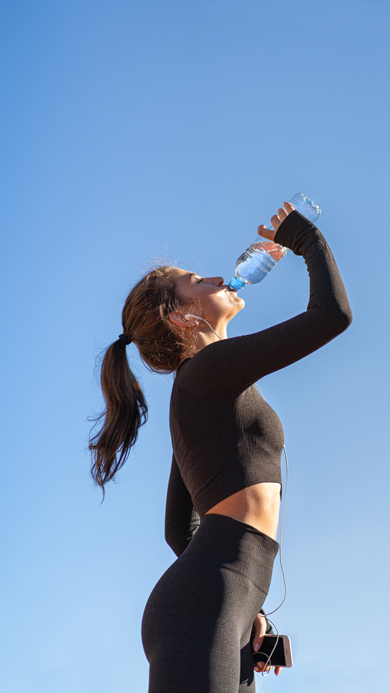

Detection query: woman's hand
(252, 613), (282, 676)
(257, 201), (295, 241)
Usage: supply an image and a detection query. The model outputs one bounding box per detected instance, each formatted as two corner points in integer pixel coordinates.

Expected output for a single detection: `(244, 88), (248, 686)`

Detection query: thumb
(252, 614), (267, 652)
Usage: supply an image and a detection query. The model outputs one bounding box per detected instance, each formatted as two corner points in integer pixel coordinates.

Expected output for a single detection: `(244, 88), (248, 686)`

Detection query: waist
(204, 482), (281, 539)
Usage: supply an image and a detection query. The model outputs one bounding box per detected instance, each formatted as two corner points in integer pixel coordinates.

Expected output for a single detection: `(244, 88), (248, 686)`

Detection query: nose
(205, 276), (224, 287)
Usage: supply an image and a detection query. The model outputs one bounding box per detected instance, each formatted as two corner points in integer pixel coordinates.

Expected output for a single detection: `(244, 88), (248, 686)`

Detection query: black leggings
(142, 514), (279, 693)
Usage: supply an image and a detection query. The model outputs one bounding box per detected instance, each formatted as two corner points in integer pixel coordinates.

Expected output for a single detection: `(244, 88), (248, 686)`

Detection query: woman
(90, 202), (352, 692)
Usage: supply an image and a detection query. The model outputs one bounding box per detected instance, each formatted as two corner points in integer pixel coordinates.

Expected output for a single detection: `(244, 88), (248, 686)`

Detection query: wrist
(274, 210), (322, 256)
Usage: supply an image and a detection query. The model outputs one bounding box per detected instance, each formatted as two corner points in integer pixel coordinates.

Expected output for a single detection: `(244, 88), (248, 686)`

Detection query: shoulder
(173, 337), (250, 397)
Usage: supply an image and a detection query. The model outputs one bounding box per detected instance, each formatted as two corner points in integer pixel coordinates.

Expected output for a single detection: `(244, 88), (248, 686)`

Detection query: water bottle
(229, 194), (321, 291)
(289, 193), (321, 223)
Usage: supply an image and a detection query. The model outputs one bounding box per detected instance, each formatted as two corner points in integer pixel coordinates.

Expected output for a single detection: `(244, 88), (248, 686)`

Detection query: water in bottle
(289, 193), (321, 223)
(228, 193), (321, 291)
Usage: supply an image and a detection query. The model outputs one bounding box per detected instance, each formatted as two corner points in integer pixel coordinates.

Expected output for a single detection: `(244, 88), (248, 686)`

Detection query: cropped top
(165, 211), (352, 557)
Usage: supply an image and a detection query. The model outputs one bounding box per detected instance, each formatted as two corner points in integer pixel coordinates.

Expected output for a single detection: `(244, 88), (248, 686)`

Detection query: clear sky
(1, 1), (389, 691)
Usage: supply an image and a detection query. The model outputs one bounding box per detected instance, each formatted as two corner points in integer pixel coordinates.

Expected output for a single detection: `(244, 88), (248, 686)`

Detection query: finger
(253, 635), (264, 653)
(270, 214), (281, 230)
(278, 207), (288, 221)
(252, 615), (267, 654)
(284, 201), (294, 213)
(257, 225), (275, 241)
(254, 662), (265, 673)
(275, 666), (282, 676)
(254, 660), (273, 672)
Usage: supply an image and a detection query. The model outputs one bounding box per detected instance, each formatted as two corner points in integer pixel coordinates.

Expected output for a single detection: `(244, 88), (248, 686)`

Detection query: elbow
(331, 303), (353, 336)
(318, 302), (352, 340)
(164, 527), (182, 558)
(164, 527), (175, 553)
(338, 304), (353, 332)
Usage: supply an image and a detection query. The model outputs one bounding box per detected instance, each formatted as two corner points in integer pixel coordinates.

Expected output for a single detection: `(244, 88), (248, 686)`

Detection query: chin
(231, 296), (245, 316)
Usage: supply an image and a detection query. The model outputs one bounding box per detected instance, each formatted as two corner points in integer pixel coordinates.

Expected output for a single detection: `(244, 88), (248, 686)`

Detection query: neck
(179, 321), (227, 366)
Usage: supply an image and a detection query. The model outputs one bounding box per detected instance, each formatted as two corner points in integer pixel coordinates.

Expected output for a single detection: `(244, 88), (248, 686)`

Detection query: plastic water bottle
(229, 194), (321, 291)
(289, 193), (321, 223)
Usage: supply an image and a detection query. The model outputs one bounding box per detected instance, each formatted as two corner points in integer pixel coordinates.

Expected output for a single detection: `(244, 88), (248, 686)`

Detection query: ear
(169, 311), (197, 328)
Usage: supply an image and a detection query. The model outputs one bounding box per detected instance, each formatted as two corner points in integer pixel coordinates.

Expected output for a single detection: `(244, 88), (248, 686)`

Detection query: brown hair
(89, 265), (196, 499)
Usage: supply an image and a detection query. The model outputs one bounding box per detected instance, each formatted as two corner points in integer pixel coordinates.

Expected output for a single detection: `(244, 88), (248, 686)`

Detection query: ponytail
(89, 264), (194, 499)
(89, 338), (147, 499)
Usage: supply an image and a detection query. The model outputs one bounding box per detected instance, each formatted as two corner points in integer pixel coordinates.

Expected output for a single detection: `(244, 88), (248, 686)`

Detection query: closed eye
(197, 277), (203, 283)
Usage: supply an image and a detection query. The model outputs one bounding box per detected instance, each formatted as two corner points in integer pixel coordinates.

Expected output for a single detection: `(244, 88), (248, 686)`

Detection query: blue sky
(1, 1), (389, 691)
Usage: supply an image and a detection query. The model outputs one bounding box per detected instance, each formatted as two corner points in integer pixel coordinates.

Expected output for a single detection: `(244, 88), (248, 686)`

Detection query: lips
(219, 284), (236, 293)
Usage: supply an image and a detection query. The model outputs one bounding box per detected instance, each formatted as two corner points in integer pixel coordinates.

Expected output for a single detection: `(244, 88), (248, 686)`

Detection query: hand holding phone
(252, 634), (293, 669)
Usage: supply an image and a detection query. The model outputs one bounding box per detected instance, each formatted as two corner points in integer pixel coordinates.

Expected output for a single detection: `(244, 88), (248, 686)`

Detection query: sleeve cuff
(274, 209), (321, 256)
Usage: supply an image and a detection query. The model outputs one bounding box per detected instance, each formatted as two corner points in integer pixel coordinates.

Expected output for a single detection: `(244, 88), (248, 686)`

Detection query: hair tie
(118, 334), (132, 345)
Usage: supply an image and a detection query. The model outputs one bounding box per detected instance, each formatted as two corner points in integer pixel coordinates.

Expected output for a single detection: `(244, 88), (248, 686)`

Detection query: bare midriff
(204, 482), (281, 540)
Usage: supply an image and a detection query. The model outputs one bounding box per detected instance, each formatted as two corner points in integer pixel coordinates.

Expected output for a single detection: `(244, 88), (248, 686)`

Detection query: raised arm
(165, 454), (200, 557)
(178, 210), (353, 396)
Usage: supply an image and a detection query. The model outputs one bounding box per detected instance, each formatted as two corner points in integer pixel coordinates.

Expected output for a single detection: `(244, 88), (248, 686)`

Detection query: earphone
(184, 313), (200, 325)
(184, 313), (222, 339)
(183, 311), (288, 674)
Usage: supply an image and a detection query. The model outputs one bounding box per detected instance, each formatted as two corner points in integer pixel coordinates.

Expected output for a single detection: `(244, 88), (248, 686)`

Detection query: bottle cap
(229, 276), (246, 291)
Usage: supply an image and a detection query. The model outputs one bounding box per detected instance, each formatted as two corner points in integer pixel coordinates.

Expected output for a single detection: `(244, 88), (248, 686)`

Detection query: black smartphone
(252, 634), (293, 668)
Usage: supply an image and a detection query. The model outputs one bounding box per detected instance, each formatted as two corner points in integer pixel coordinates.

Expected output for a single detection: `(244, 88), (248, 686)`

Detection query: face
(171, 268), (245, 327)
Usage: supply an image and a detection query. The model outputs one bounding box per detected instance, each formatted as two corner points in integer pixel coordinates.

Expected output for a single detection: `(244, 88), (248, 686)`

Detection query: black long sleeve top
(165, 211), (352, 558)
